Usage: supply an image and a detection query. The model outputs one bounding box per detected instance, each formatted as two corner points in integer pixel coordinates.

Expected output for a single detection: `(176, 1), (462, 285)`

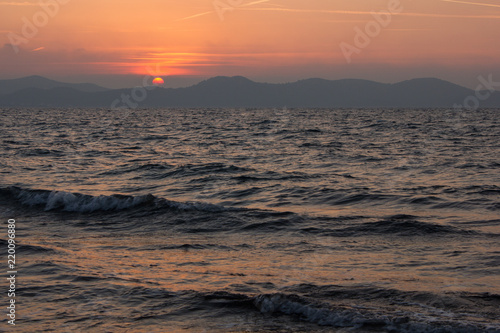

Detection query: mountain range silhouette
(1, 75), (499, 108)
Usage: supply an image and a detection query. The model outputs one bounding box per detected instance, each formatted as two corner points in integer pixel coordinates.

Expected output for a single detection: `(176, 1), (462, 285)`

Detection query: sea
(0, 107), (499, 332)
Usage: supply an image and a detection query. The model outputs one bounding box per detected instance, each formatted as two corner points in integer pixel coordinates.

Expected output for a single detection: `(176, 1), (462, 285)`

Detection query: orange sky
(1, 0), (499, 88)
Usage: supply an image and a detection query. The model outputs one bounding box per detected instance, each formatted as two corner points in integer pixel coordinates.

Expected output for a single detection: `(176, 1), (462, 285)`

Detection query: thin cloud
(441, 0), (500, 8)
(386, 28), (434, 31)
(0, 1), (37, 5)
(240, 0), (274, 8)
(177, 0), (278, 21)
(132, 51), (328, 59)
(176, 11), (214, 21)
(240, 7), (500, 19)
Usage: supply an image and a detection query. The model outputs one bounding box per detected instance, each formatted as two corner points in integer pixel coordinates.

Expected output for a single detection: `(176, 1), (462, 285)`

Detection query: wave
(97, 161), (255, 181)
(7, 187), (156, 213)
(253, 286), (500, 332)
(333, 214), (474, 237)
(17, 148), (65, 157)
(157, 243), (237, 251)
(156, 162), (253, 179)
(295, 215), (475, 238)
(400, 184), (500, 196)
(254, 293), (498, 332)
(98, 162), (174, 176)
(0, 187), (488, 237)
(464, 185), (500, 196)
(18, 244), (57, 254)
(0, 186), (230, 213)
(18, 281), (499, 332)
(231, 170), (320, 183)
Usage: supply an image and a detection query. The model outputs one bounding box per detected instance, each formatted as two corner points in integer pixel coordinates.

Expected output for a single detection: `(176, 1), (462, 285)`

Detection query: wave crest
(1, 186), (228, 213)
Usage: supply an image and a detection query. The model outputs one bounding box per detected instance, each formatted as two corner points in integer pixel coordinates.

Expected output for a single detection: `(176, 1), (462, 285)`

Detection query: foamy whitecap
(8, 186), (229, 213)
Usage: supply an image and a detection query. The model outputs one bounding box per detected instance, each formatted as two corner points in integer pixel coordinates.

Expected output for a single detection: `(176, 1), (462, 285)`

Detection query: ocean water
(0, 107), (499, 332)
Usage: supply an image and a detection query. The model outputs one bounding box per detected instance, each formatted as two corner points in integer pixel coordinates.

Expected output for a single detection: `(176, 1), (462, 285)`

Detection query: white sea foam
(15, 189), (154, 213)
(254, 294), (368, 328)
(12, 187), (229, 213)
(253, 294), (495, 332)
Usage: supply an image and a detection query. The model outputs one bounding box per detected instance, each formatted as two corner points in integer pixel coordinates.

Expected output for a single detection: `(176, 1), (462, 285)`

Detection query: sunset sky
(1, 0), (499, 88)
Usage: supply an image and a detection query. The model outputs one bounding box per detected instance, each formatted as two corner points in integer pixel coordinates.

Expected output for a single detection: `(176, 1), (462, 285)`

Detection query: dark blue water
(1, 107), (499, 332)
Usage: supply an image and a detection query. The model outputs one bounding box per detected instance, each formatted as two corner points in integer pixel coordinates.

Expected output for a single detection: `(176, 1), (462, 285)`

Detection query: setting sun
(152, 77), (164, 85)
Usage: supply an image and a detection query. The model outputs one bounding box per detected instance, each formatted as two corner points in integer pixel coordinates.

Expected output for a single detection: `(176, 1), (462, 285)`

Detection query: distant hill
(0, 75), (109, 95)
(0, 75), (499, 108)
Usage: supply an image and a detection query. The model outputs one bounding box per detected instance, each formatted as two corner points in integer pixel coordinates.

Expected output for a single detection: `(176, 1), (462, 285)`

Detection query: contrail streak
(177, 0), (278, 21)
(441, 0), (500, 8)
(241, 7), (500, 19)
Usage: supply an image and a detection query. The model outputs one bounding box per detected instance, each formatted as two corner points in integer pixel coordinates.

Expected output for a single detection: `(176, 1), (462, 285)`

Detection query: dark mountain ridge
(0, 75), (109, 95)
(0, 75), (498, 108)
